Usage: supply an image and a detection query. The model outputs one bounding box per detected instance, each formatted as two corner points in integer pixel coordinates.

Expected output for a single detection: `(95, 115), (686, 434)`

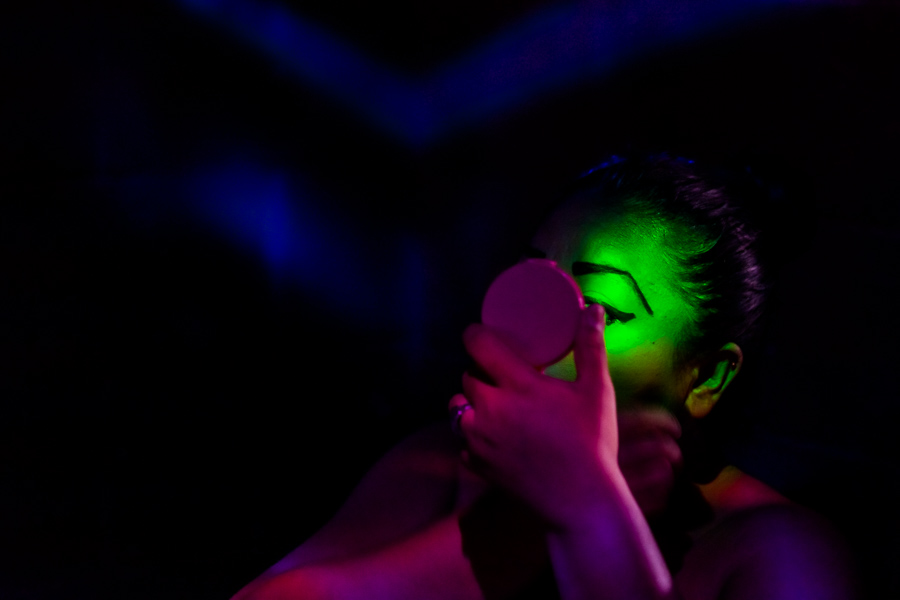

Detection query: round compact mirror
(481, 259), (584, 368)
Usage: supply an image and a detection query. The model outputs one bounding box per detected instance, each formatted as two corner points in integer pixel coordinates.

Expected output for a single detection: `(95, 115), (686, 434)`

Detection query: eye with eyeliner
(584, 296), (636, 325)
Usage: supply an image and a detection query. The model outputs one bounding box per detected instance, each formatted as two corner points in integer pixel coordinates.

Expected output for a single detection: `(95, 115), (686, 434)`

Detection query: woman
(232, 155), (854, 600)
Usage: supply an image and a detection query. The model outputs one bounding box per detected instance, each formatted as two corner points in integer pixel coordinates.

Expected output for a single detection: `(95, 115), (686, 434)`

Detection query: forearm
(546, 469), (674, 600)
(234, 514), (483, 600)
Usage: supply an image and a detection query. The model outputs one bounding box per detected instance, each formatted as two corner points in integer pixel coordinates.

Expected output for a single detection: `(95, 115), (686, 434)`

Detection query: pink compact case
(481, 259), (584, 368)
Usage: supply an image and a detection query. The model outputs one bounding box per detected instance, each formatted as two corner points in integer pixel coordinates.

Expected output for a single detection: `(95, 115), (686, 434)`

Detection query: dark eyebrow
(571, 261), (654, 316)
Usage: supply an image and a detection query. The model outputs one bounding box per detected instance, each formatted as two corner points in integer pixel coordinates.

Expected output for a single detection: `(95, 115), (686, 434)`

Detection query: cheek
(543, 337), (685, 409)
(544, 351), (577, 382)
(607, 340), (682, 408)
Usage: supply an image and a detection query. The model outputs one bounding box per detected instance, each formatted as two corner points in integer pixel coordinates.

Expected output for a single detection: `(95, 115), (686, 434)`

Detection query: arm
(236, 515), (483, 600)
(457, 305), (675, 600)
(235, 308), (685, 600)
(545, 467), (675, 600)
(262, 423), (460, 574)
(232, 424), (550, 600)
(231, 424), (461, 598)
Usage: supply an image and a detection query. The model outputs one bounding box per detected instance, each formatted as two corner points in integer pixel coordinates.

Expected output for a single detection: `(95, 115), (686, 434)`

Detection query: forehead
(532, 199), (691, 323)
(533, 199), (672, 281)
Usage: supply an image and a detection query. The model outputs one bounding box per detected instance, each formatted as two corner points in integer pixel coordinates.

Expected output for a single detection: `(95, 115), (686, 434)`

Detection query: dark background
(1, 1), (898, 598)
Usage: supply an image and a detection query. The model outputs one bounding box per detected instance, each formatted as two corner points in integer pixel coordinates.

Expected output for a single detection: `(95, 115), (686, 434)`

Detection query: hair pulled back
(568, 154), (768, 361)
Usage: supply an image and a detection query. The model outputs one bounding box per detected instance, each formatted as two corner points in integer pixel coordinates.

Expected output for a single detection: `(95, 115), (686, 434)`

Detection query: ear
(684, 343), (743, 418)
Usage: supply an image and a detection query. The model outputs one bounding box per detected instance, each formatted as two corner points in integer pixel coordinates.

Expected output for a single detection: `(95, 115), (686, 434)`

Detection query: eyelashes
(584, 297), (636, 325)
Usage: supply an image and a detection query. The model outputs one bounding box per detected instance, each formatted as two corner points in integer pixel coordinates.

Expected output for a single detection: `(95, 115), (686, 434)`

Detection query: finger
(620, 451), (679, 491)
(455, 461), (490, 509)
(450, 386), (496, 453)
(573, 303), (608, 389)
(457, 393), (477, 438)
(448, 393), (473, 437)
(463, 323), (535, 389)
(618, 437), (683, 470)
(448, 393), (470, 412)
(462, 370), (502, 408)
(624, 461), (677, 493)
(618, 407), (682, 439)
(661, 435), (683, 469)
(460, 447), (493, 482)
(457, 417), (497, 478)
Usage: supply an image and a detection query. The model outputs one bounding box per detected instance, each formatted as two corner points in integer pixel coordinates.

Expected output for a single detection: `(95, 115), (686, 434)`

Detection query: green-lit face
(532, 198), (698, 409)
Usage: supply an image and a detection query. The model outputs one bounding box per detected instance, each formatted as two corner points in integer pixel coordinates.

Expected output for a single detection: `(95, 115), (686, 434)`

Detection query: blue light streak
(175, 0), (820, 147)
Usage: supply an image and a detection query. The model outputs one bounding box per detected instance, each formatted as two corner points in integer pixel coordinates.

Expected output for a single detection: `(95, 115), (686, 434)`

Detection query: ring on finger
(450, 403), (473, 436)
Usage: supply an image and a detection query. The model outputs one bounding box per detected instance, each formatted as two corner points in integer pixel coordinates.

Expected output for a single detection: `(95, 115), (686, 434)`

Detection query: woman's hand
(617, 408), (682, 519)
(451, 304), (618, 529)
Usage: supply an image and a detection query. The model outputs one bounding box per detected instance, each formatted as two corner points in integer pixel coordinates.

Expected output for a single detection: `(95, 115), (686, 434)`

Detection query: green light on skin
(533, 199), (698, 410)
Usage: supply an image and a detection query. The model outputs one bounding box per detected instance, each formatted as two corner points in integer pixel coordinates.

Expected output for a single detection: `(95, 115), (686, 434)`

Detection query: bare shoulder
(678, 503), (856, 600)
(306, 422), (461, 544)
(265, 423), (462, 574)
(382, 421), (463, 473)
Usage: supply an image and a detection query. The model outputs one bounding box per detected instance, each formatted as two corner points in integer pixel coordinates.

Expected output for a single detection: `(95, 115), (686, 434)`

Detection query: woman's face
(531, 199), (698, 409)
